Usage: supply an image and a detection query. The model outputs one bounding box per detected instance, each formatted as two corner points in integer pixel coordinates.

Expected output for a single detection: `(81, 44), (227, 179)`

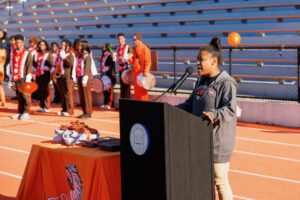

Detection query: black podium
(120, 99), (214, 200)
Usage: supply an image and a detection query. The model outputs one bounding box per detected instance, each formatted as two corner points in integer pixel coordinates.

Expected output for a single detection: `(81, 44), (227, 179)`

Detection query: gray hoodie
(177, 71), (237, 163)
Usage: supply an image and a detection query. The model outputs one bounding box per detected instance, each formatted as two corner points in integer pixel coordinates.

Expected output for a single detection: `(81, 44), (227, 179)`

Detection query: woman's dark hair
(102, 43), (112, 56)
(37, 40), (50, 53)
(72, 38), (81, 51)
(9, 35), (16, 40)
(0, 30), (7, 40)
(80, 42), (90, 55)
(199, 37), (223, 65)
(51, 41), (59, 48)
(61, 39), (72, 48)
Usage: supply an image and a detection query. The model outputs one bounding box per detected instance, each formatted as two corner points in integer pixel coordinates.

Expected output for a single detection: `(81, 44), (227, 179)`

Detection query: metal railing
(92, 46), (300, 102)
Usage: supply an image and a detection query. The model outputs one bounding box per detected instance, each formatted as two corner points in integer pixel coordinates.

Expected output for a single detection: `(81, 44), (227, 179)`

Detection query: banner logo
(66, 164), (83, 200)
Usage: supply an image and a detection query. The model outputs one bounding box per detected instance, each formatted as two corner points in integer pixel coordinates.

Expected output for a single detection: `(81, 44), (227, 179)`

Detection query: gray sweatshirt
(177, 71), (237, 163)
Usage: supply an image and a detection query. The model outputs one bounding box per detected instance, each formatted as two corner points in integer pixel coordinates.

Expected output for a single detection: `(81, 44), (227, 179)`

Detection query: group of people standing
(0, 31), (152, 120)
(1, 29), (237, 200)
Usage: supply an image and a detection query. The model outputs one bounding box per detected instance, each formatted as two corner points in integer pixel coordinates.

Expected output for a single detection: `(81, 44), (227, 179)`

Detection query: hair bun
(209, 37), (221, 51)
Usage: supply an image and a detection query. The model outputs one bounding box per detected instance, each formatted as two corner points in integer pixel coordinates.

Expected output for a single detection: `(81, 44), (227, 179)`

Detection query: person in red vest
(8, 34), (33, 120)
(131, 33), (151, 101)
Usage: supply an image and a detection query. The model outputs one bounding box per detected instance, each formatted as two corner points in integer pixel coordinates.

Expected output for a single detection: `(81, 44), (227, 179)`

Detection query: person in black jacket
(0, 30), (10, 81)
(100, 43), (116, 109)
(33, 40), (53, 112)
(177, 38), (237, 200)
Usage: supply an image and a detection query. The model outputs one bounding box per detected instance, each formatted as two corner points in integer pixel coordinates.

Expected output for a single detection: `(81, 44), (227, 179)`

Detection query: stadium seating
(0, 0), (299, 99)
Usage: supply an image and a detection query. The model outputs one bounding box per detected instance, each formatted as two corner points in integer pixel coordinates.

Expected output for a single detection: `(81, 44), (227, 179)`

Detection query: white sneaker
(105, 105), (111, 109)
(43, 108), (50, 113)
(100, 105), (106, 108)
(62, 112), (70, 116)
(11, 113), (21, 120)
(38, 108), (50, 113)
(20, 113), (30, 120)
(36, 108), (45, 112)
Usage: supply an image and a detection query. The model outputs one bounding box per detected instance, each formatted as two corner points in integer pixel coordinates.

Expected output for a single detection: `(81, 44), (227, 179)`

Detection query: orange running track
(0, 99), (299, 200)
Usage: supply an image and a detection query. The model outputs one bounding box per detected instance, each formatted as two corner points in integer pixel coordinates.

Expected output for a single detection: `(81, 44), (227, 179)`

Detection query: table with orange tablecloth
(17, 142), (121, 200)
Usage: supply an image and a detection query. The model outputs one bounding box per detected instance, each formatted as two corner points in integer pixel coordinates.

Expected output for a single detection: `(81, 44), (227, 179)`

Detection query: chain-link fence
(92, 46), (300, 102)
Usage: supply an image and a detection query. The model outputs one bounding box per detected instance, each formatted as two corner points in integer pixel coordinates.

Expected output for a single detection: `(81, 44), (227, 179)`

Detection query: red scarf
(117, 43), (127, 72)
(52, 52), (58, 67)
(76, 56), (84, 78)
(36, 52), (46, 77)
(100, 52), (110, 73)
(12, 49), (26, 81)
(28, 46), (36, 53)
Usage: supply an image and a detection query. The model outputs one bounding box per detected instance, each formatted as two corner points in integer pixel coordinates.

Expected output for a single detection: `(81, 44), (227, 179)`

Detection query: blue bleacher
(0, 0), (299, 100)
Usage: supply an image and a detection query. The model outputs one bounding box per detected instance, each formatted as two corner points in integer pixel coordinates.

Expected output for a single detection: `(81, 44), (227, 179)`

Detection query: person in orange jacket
(131, 33), (151, 101)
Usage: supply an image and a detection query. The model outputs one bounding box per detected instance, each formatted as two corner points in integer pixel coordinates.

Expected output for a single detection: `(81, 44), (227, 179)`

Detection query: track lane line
(0, 128), (52, 140)
(0, 146), (30, 154)
(236, 137), (300, 148)
(234, 150), (300, 162)
(0, 171), (22, 179)
(230, 169), (300, 185)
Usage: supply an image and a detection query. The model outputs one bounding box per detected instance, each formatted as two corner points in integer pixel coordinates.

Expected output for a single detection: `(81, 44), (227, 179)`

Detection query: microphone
(170, 66), (194, 94)
(153, 66), (194, 102)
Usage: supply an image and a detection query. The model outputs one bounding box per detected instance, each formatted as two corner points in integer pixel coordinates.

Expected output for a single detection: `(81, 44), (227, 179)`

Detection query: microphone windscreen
(185, 66), (194, 75)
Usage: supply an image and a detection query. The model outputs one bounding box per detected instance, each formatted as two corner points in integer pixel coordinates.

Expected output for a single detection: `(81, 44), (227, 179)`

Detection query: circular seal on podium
(130, 123), (150, 156)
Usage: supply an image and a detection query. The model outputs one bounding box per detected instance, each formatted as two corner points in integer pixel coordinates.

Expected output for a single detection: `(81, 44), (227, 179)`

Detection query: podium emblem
(130, 123), (150, 156)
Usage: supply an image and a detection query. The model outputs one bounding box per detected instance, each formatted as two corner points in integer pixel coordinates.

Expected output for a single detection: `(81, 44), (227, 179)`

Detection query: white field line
(0, 145), (29, 154)
(0, 170), (22, 179)
(0, 128), (52, 140)
(236, 137), (300, 148)
(90, 118), (119, 124)
(233, 195), (255, 200)
(238, 126), (300, 135)
(230, 169), (300, 185)
(234, 150), (300, 162)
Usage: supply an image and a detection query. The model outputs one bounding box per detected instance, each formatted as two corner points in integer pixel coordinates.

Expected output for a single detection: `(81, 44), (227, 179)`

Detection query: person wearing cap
(131, 33), (151, 101)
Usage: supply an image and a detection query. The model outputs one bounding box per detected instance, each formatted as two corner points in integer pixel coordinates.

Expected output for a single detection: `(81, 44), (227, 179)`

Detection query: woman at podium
(177, 37), (237, 200)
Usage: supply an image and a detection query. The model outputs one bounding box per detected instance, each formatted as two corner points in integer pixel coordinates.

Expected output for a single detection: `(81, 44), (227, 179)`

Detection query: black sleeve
(177, 93), (194, 113)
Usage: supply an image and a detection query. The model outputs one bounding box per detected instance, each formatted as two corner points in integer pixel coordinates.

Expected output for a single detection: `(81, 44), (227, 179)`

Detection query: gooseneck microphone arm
(153, 66), (194, 102)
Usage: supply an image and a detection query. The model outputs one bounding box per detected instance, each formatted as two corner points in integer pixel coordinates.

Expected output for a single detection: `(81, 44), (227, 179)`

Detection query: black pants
(52, 81), (61, 103)
(119, 69), (131, 99)
(15, 79), (31, 114)
(36, 71), (51, 109)
(77, 77), (92, 115)
(103, 86), (114, 107)
(57, 77), (74, 115)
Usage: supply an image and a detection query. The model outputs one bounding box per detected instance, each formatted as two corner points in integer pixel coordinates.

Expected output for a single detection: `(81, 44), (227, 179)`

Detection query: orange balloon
(228, 32), (241, 46)
(18, 82), (38, 94)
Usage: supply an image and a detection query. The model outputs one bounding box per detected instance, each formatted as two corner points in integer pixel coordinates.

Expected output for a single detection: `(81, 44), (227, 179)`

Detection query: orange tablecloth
(17, 142), (121, 200)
